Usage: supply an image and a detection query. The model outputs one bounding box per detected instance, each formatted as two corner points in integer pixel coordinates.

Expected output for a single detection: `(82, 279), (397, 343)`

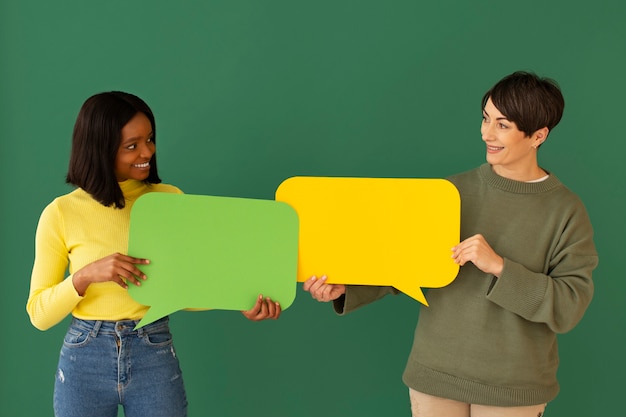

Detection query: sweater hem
(402, 362), (559, 407)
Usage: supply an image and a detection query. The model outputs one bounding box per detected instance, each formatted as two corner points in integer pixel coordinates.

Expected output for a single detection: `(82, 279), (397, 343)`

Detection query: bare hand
(451, 234), (504, 277)
(241, 294), (282, 321)
(303, 275), (346, 302)
(72, 252), (150, 295)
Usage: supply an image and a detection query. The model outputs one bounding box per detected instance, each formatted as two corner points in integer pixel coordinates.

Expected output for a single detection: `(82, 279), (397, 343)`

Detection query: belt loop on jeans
(136, 323), (145, 337)
(134, 316), (167, 337)
(90, 320), (103, 337)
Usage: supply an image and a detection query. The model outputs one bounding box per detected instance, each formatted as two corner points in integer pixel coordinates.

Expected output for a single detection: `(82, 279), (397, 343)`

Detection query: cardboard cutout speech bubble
(275, 177), (460, 305)
(128, 193), (299, 328)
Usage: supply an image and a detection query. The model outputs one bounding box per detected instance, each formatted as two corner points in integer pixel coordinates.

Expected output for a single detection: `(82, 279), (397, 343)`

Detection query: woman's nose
(139, 142), (155, 158)
(481, 122), (494, 141)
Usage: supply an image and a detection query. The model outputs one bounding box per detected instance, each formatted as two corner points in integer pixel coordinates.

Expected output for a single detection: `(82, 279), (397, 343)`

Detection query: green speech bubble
(128, 193), (299, 328)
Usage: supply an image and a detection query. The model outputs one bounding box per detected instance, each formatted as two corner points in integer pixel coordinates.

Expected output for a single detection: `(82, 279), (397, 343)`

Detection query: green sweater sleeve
(486, 201), (597, 333)
(333, 285), (400, 315)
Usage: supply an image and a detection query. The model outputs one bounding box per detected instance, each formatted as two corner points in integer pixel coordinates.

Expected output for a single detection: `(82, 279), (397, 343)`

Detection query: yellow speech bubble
(275, 177), (460, 305)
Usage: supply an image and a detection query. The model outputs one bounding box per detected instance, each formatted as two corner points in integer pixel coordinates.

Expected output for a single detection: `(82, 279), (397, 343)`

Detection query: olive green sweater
(334, 164), (598, 406)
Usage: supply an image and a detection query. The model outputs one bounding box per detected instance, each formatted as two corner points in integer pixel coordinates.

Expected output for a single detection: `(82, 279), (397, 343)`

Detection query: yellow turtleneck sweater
(27, 180), (182, 330)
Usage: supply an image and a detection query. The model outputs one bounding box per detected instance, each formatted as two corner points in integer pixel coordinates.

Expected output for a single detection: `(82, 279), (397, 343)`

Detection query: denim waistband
(69, 316), (170, 337)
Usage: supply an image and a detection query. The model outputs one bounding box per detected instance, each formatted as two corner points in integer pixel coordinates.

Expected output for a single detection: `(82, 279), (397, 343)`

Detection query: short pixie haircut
(66, 91), (161, 208)
(482, 71), (565, 138)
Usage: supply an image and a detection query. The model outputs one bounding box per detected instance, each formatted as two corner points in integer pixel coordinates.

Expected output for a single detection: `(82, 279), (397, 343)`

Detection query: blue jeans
(53, 316), (187, 417)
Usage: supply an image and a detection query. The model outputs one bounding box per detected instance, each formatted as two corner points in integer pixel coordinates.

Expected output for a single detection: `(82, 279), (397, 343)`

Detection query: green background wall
(1, 1), (623, 416)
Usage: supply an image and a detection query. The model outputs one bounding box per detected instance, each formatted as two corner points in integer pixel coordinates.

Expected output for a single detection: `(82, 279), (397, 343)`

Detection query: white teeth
(133, 162), (149, 168)
(488, 146), (503, 151)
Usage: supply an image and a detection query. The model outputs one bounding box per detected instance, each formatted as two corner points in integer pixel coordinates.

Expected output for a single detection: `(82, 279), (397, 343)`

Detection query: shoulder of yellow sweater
(47, 187), (95, 208)
(118, 180), (183, 197)
(36, 189), (95, 226)
(46, 183), (182, 210)
(150, 183), (183, 194)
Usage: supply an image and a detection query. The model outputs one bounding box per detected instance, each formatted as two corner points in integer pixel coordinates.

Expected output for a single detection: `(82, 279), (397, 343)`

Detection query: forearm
(27, 276), (82, 330)
(487, 256), (596, 333)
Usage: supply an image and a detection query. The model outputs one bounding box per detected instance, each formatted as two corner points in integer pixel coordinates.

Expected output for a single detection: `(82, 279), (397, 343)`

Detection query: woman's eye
(126, 144), (137, 150)
(498, 123), (508, 129)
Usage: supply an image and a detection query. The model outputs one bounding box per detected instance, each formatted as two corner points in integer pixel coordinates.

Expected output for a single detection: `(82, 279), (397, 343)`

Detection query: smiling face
(114, 112), (156, 182)
(481, 98), (548, 181)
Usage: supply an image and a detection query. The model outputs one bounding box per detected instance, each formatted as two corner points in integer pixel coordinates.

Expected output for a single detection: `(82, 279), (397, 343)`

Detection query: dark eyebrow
(482, 109), (509, 121)
(120, 131), (154, 145)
